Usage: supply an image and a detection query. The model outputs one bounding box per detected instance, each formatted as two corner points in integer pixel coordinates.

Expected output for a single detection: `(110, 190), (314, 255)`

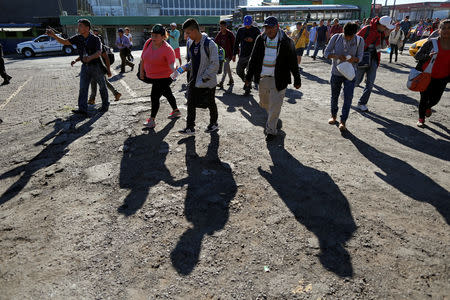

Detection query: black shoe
(130, 64), (135, 72)
(179, 128), (195, 135)
(244, 89), (251, 96)
(266, 134), (276, 142)
(312, 56), (316, 60)
(217, 82), (224, 89)
(205, 123), (219, 133)
(72, 109), (88, 116)
(99, 105), (109, 112)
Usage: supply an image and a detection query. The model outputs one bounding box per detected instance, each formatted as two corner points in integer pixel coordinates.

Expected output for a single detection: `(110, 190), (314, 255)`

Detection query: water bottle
(170, 66), (185, 80)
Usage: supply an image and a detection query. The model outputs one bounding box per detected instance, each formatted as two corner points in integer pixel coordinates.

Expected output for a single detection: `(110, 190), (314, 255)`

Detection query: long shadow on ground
(0, 112), (104, 205)
(170, 132), (237, 275)
(372, 84), (418, 106)
(118, 119), (180, 216)
(343, 131), (449, 224)
(361, 111), (450, 161)
(259, 132), (357, 277)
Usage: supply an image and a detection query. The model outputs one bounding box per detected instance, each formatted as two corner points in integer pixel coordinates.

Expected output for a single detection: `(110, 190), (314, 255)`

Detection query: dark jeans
(186, 82), (218, 129)
(330, 74), (356, 122)
(313, 41), (326, 58)
(419, 76), (449, 119)
(400, 30), (408, 51)
(355, 58), (378, 106)
(149, 78), (178, 118)
(390, 44), (399, 62)
(119, 48), (134, 72)
(78, 63), (109, 112)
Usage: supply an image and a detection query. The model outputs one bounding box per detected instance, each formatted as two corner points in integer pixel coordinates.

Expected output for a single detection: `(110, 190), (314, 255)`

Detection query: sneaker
(217, 82), (224, 89)
(227, 80), (234, 86)
(143, 117), (156, 128)
(88, 97), (96, 105)
(425, 109), (432, 117)
(357, 104), (368, 112)
(168, 109), (181, 119)
(266, 134), (276, 142)
(179, 128), (195, 135)
(328, 116), (337, 125)
(417, 118), (425, 127)
(205, 123), (219, 133)
(339, 122), (347, 132)
(114, 93), (122, 101)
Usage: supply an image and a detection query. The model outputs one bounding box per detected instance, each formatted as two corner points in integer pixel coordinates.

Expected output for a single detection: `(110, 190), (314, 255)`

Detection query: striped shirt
(261, 31), (279, 77)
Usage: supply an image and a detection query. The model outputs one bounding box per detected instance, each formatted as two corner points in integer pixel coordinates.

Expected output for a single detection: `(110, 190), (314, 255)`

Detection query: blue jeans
(330, 74), (356, 122)
(78, 63), (109, 112)
(355, 59), (378, 106)
(313, 41), (326, 58)
(306, 41), (315, 56)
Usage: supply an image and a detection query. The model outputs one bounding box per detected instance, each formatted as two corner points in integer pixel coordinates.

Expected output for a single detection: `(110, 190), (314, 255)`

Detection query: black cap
(263, 16), (278, 27)
(151, 24), (166, 35)
(118, 28), (124, 33)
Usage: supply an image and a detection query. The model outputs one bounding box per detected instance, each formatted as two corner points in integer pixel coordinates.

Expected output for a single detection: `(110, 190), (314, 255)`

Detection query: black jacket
(245, 30), (301, 91)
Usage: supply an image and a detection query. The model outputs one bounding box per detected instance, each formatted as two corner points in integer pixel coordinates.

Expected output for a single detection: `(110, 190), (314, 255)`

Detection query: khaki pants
(259, 76), (286, 135)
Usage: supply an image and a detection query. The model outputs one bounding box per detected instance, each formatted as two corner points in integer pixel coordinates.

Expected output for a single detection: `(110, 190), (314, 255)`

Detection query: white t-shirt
(125, 33), (133, 46)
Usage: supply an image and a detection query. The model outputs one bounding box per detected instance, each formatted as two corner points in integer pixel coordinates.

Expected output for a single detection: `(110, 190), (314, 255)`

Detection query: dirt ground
(0, 48), (449, 299)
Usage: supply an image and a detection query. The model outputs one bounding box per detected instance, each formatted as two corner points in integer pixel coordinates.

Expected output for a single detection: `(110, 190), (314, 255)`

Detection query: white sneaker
(357, 104), (368, 112)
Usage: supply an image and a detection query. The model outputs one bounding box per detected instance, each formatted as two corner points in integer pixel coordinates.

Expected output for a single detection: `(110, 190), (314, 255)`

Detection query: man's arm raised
(46, 29), (71, 46)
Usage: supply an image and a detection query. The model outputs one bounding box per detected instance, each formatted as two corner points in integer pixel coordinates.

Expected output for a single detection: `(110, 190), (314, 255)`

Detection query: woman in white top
(389, 23), (405, 63)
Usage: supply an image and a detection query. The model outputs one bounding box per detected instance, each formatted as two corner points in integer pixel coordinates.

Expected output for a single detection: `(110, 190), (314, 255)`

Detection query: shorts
(295, 48), (305, 56)
(174, 47), (181, 59)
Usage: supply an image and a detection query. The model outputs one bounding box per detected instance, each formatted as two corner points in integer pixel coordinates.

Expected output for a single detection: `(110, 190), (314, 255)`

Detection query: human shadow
(109, 73), (124, 83)
(379, 63), (410, 75)
(285, 89), (303, 104)
(344, 131), (449, 224)
(429, 121), (450, 137)
(215, 93), (268, 127)
(301, 71), (329, 85)
(361, 111), (450, 161)
(0, 113), (104, 205)
(170, 132), (237, 275)
(118, 119), (179, 216)
(372, 84), (418, 106)
(259, 132), (357, 277)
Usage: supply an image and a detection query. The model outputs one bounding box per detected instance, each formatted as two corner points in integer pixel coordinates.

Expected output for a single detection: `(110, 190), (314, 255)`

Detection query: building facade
(279, 0), (371, 19)
(88, 0), (248, 16)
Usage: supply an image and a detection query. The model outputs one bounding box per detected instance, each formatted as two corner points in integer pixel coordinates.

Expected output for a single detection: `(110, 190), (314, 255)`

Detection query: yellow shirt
(292, 28), (309, 49)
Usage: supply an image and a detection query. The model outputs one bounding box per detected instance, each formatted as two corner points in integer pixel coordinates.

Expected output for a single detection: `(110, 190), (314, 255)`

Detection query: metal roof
(60, 15), (221, 26)
(237, 5), (360, 12)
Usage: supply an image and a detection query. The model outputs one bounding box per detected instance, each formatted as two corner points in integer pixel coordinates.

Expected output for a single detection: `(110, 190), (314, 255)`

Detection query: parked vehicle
(16, 34), (76, 58)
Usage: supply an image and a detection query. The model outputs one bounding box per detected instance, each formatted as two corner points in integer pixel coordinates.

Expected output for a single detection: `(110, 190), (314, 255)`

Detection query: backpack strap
(203, 36), (211, 59)
(143, 38), (152, 52)
(424, 38), (439, 74)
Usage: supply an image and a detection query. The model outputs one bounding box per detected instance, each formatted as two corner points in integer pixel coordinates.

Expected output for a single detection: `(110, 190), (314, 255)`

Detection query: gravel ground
(0, 47), (449, 299)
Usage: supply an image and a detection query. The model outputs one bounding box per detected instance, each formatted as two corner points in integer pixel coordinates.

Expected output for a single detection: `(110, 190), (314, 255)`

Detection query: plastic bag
(337, 61), (355, 81)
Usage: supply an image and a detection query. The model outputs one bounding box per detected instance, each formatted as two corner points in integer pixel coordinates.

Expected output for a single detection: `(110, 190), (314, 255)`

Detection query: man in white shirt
(124, 27), (133, 61)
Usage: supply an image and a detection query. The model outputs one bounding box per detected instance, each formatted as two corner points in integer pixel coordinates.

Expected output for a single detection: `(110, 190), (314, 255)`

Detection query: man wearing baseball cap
(233, 15), (261, 96)
(354, 16), (394, 112)
(168, 23), (182, 66)
(245, 16), (301, 142)
(116, 28), (135, 73)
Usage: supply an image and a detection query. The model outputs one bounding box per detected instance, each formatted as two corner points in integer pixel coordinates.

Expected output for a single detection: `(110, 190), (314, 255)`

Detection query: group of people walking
(40, 14), (449, 142)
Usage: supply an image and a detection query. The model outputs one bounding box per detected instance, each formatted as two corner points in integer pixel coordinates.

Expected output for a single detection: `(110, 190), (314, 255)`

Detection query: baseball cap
(263, 16), (278, 27)
(243, 15), (253, 26)
(118, 28), (124, 33)
(170, 23), (176, 27)
(379, 16), (395, 30)
(151, 24), (166, 35)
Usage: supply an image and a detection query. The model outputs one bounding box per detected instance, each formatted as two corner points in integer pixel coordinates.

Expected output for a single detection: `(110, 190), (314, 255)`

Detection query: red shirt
(141, 40), (175, 79)
(330, 24), (343, 37)
(423, 40), (450, 79)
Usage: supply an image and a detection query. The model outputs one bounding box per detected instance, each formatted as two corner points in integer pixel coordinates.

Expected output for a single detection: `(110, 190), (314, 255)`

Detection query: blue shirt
(116, 35), (131, 49)
(309, 27), (317, 41)
(190, 41), (201, 81)
(168, 29), (180, 49)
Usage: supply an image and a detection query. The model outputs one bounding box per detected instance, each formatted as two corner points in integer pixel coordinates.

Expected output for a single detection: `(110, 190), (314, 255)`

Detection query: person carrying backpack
(414, 19), (450, 127)
(324, 22), (364, 132)
(179, 18), (219, 135)
(355, 16), (393, 112)
(139, 24), (181, 129)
